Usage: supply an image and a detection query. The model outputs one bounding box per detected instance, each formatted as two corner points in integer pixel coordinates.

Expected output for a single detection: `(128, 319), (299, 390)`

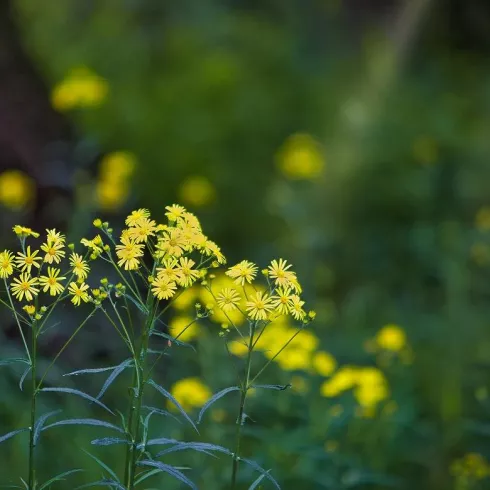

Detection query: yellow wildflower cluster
(169, 377), (212, 412)
(365, 324), (413, 366)
(2, 227), (92, 307)
(51, 66), (108, 112)
(451, 453), (490, 485)
(320, 366), (390, 416)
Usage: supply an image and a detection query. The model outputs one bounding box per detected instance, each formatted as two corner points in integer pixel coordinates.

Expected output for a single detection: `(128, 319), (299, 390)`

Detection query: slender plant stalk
(230, 321), (256, 489)
(124, 298), (155, 490)
(28, 319), (37, 490)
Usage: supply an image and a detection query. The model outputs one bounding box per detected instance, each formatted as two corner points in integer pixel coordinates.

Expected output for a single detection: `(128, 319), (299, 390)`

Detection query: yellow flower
(170, 377), (212, 412)
(125, 208), (151, 227)
(69, 253), (90, 280)
(451, 453), (490, 480)
(165, 204), (187, 222)
(275, 348), (311, 371)
(203, 240), (226, 264)
(115, 236), (144, 270)
(40, 240), (65, 264)
(127, 218), (157, 243)
(0, 170), (35, 209)
(39, 267), (66, 296)
(100, 152), (136, 182)
(80, 235), (103, 254)
(312, 351), (337, 377)
(46, 229), (65, 244)
(276, 133), (324, 180)
(178, 176), (216, 207)
(375, 324), (406, 352)
(246, 291), (274, 321)
(68, 281), (90, 306)
(354, 367), (389, 410)
(0, 250), (15, 278)
(23, 305), (36, 316)
(15, 246), (42, 274)
(176, 257), (200, 288)
(216, 288), (241, 312)
(288, 295), (306, 321)
(169, 315), (199, 342)
(151, 276), (177, 300)
(156, 257), (181, 282)
(51, 66), (108, 111)
(228, 340), (248, 357)
(268, 259), (294, 287)
(320, 366), (358, 397)
(155, 228), (187, 258)
(13, 225), (39, 238)
(96, 181), (130, 212)
(226, 260), (258, 285)
(11, 273), (39, 302)
(271, 286), (294, 315)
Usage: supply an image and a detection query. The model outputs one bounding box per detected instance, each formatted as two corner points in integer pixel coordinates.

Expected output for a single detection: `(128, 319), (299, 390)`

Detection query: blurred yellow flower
(320, 366), (358, 397)
(312, 351), (337, 377)
(96, 180), (130, 212)
(100, 152), (137, 182)
(0, 170), (35, 210)
(354, 367), (389, 410)
(451, 453), (490, 481)
(276, 133), (324, 180)
(178, 176), (216, 207)
(471, 242), (490, 266)
(375, 324), (406, 352)
(274, 347), (311, 371)
(412, 136), (439, 165)
(476, 207), (490, 231)
(170, 377), (212, 412)
(169, 315), (199, 342)
(51, 66), (108, 111)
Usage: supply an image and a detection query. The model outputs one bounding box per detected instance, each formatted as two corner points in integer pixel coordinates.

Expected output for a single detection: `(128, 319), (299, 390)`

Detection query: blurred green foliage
(2, 0), (490, 489)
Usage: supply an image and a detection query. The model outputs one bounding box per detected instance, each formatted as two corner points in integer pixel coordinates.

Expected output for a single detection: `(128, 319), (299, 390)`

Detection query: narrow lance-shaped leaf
(134, 468), (162, 486)
(18, 366), (31, 391)
(64, 361), (131, 377)
(241, 458), (280, 490)
(248, 473), (267, 490)
(251, 384), (291, 391)
(33, 410), (62, 445)
(42, 418), (124, 435)
(138, 437), (179, 450)
(197, 386), (240, 424)
(96, 359), (133, 400)
(82, 449), (120, 483)
(156, 441), (232, 459)
(39, 469), (83, 490)
(40, 387), (114, 415)
(137, 460), (197, 490)
(91, 437), (129, 447)
(0, 358), (30, 368)
(149, 379), (198, 432)
(75, 479), (125, 490)
(0, 428), (28, 445)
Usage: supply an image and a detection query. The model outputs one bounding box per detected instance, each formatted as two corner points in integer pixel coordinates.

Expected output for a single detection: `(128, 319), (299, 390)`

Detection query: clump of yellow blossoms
(451, 453), (490, 489)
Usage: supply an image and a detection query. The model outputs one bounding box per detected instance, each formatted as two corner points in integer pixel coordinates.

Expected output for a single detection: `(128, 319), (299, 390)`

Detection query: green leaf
(137, 460), (197, 490)
(18, 365), (31, 391)
(138, 437), (178, 450)
(96, 359), (133, 400)
(40, 387), (114, 415)
(155, 441), (232, 459)
(0, 358), (30, 368)
(33, 410), (62, 445)
(82, 450), (120, 483)
(241, 458), (280, 489)
(251, 384), (291, 391)
(43, 418), (124, 434)
(76, 479), (125, 490)
(124, 293), (148, 315)
(39, 469), (83, 490)
(248, 473), (266, 490)
(64, 362), (131, 377)
(197, 386), (240, 424)
(91, 437), (129, 446)
(0, 428), (28, 445)
(149, 379), (198, 432)
(134, 469), (162, 486)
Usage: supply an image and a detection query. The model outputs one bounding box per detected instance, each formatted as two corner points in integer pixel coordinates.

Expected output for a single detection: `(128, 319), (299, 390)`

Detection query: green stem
(28, 320), (37, 490)
(124, 300), (155, 490)
(230, 322), (256, 489)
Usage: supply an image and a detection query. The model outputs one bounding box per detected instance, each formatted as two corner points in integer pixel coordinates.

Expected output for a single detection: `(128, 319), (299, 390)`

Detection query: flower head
(226, 260), (258, 286)
(41, 239), (65, 264)
(176, 257), (200, 288)
(15, 246), (42, 274)
(165, 204), (187, 222)
(151, 276), (177, 300)
(69, 253), (90, 280)
(0, 250), (15, 278)
(289, 294), (306, 321)
(216, 288), (241, 312)
(68, 281), (90, 306)
(271, 286), (294, 315)
(115, 236), (144, 270)
(11, 273), (39, 302)
(39, 267), (66, 296)
(246, 291), (274, 321)
(125, 208), (151, 227)
(127, 218), (157, 243)
(13, 225), (39, 238)
(268, 259), (295, 287)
